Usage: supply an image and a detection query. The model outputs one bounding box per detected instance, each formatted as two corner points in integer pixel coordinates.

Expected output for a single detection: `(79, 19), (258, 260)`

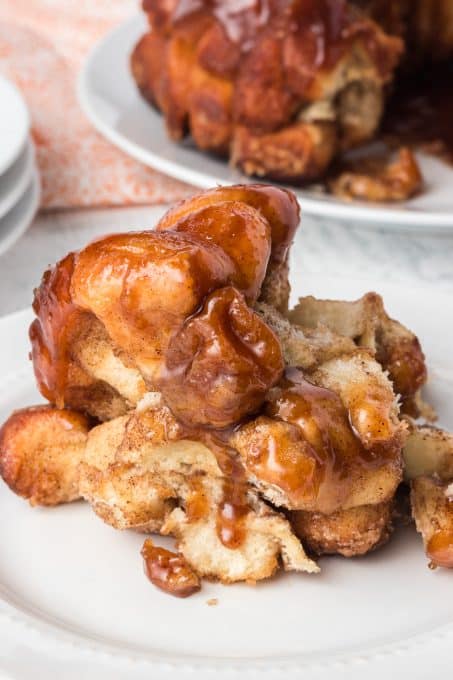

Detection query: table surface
(0, 205), (452, 317)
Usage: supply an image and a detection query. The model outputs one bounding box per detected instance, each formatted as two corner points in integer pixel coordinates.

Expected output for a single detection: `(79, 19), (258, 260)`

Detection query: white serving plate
(0, 169), (40, 257)
(1, 273), (452, 680)
(78, 15), (453, 232)
(0, 75), (29, 176)
(0, 140), (35, 221)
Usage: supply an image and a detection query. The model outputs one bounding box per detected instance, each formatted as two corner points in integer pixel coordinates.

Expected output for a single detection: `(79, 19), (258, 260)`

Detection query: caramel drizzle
(29, 253), (84, 408)
(178, 422), (250, 550)
(427, 529), (453, 570)
(169, 0), (393, 78)
(29, 259), (253, 551)
(28, 249), (397, 549)
(173, 0), (272, 49)
(29, 187), (396, 551)
(256, 367), (395, 510)
(29, 257), (395, 548)
(28, 194), (291, 552)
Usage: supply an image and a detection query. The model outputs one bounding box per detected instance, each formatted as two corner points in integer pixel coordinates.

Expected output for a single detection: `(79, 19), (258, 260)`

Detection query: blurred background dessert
(132, 0), (453, 199)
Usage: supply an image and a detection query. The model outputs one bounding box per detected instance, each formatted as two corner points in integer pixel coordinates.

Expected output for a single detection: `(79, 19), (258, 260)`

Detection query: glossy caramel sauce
(70, 231), (237, 381)
(156, 184), (300, 266)
(169, 0), (395, 81)
(161, 286), (284, 428)
(29, 254), (87, 408)
(241, 367), (393, 510)
(427, 529), (453, 569)
(28, 188), (298, 554)
(133, 405), (250, 550)
(222, 184), (300, 264)
(383, 62), (453, 165)
(141, 539), (201, 596)
(172, 0), (272, 50)
(158, 201), (272, 303)
(208, 434), (249, 550)
(186, 474), (210, 522)
(243, 184), (300, 264)
(216, 484), (250, 549)
(178, 422), (250, 550)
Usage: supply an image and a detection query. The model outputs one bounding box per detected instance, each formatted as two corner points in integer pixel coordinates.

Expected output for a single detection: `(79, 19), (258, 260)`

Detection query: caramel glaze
(185, 474), (210, 522)
(31, 228), (278, 403)
(383, 61), (453, 165)
(146, 0), (398, 82)
(28, 242), (400, 549)
(70, 231), (237, 382)
(234, 183), (300, 264)
(161, 286), (284, 428)
(427, 529), (453, 570)
(158, 202), (272, 304)
(29, 254), (89, 408)
(29, 186), (302, 554)
(201, 430), (250, 550)
(28, 247), (398, 549)
(244, 367), (397, 510)
(174, 422), (251, 551)
(141, 539), (201, 596)
(156, 184), (300, 267)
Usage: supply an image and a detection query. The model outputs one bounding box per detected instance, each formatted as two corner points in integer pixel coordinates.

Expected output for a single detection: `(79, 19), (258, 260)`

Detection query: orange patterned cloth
(0, 0), (192, 209)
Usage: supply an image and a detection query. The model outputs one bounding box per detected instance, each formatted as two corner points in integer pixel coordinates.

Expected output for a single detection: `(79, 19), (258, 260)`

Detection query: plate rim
(0, 139), (35, 220)
(0, 75), (30, 176)
(0, 168), (40, 257)
(77, 15), (453, 231)
(1, 589), (453, 673)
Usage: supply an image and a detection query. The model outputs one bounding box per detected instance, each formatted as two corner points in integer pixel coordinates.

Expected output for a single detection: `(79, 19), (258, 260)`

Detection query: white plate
(0, 170), (40, 257)
(1, 274), (453, 680)
(0, 76), (29, 176)
(78, 15), (453, 232)
(0, 140), (35, 220)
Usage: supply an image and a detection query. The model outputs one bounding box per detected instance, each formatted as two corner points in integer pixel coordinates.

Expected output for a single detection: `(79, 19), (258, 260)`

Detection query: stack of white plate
(0, 75), (40, 257)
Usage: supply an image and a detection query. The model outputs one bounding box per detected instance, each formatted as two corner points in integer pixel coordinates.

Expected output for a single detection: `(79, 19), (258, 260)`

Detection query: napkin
(0, 0), (192, 209)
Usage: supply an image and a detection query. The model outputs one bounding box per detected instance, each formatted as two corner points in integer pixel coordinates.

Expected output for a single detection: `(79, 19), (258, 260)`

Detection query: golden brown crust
(0, 406), (90, 506)
(157, 199), (272, 302)
(231, 122), (338, 184)
(156, 183), (300, 312)
(289, 501), (393, 557)
(330, 148), (423, 202)
(30, 185), (297, 421)
(155, 183), (300, 267)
